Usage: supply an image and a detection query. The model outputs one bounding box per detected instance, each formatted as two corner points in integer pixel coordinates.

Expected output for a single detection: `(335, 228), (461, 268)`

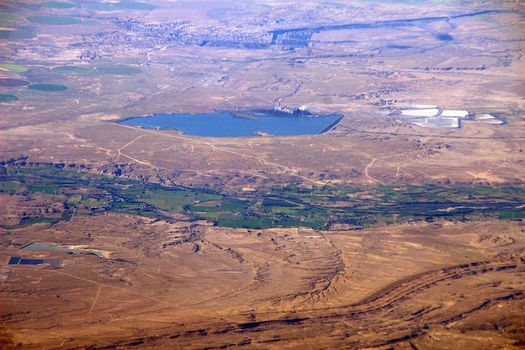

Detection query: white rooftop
(441, 110), (469, 118)
(412, 117), (460, 128)
(395, 105), (501, 129)
(477, 113), (495, 120)
(401, 108), (439, 117)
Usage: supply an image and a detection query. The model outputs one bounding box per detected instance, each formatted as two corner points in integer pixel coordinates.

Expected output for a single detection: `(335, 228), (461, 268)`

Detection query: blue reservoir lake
(119, 110), (343, 137)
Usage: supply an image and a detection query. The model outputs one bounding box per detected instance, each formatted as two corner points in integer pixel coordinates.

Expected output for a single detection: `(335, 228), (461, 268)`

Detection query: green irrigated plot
(272, 217), (302, 228)
(262, 197), (299, 207)
(28, 84), (67, 92)
(0, 180), (18, 192)
(141, 188), (220, 212)
(52, 65), (92, 74)
(499, 210), (525, 221)
(217, 214), (273, 229)
(109, 201), (143, 214)
(20, 217), (59, 225)
(470, 186), (525, 199)
(42, 1), (76, 9)
(0, 63), (28, 72)
(81, 197), (109, 209)
(66, 195), (82, 205)
(0, 12), (18, 20)
(196, 211), (219, 219)
(27, 15), (80, 25)
(137, 209), (157, 217)
(3, 165), (525, 230)
(269, 206), (301, 215)
(0, 21), (16, 28)
(220, 198), (247, 212)
(371, 213), (397, 225)
(0, 12), (20, 23)
(117, 186), (144, 200)
(190, 201), (221, 219)
(0, 93), (18, 102)
(28, 183), (58, 194)
(191, 204), (219, 212)
(271, 215), (325, 229)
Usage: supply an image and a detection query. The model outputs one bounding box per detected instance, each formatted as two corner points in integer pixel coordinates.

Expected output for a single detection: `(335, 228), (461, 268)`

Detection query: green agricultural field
(52, 65), (92, 74)
(0, 93), (18, 102)
(20, 217), (59, 226)
(0, 63), (28, 73)
(28, 84), (67, 92)
(42, 1), (76, 9)
(270, 206), (300, 214)
(220, 198), (247, 212)
(0, 21), (16, 27)
(0, 180), (18, 192)
(141, 188), (220, 212)
(1, 166), (524, 230)
(0, 12), (20, 21)
(217, 214), (273, 229)
(28, 183), (58, 194)
(66, 195), (82, 205)
(499, 209), (525, 220)
(0, 12), (18, 28)
(81, 197), (109, 209)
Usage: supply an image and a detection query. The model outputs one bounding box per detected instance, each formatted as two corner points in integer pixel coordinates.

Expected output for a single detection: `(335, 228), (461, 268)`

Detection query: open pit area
(1, 0), (524, 349)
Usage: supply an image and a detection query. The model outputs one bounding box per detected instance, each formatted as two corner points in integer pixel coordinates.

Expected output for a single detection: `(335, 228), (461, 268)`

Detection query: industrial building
(395, 105), (500, 129)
